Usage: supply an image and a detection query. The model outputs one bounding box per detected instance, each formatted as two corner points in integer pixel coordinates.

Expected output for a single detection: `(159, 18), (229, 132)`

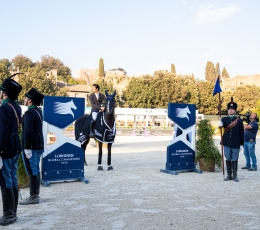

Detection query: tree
(170, 64), (176, 75)
(36, 55), (63, 71)
(222, 68), (230, 79)
(11, 55), (33, 71)
(57, 66), (72, 83)
(196, 80), (219, 114)
(0, 58), (11, 83)
(231, 85), (260, 113)
(17, 66), (68, 102)
(256, 99), (260, 118)
(99, 58), (104, 78)
(205, 61), (216, 82)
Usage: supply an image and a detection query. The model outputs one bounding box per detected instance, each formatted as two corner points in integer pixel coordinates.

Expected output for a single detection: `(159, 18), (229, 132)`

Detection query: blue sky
(1, 0), (259, 79)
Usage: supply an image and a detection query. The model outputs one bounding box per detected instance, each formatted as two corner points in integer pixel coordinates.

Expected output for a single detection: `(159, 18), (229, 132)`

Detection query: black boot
(232, 161), (239, 182)
(89, 119), (96, 138)
(19, 175), (40, 205)
(224, 160), (233, 181)
(0, 188), (15, 226)
(13, 187), (19, 221)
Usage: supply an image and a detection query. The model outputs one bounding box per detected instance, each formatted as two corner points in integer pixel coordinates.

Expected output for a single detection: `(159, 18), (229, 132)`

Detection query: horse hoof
(97, 166), (103, 171)
(107, 166), (113, 171)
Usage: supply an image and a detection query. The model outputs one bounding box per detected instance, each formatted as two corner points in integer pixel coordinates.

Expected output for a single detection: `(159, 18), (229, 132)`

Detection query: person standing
(219, 99), (244, 182)
(19, 88), (44, 205)
(242, 113), (258, 171)
(0, 76), (22, 226)
(89, 84), (106, 138)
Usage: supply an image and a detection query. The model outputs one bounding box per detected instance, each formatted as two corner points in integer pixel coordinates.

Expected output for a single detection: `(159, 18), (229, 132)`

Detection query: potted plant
(195, 119), (221, 172)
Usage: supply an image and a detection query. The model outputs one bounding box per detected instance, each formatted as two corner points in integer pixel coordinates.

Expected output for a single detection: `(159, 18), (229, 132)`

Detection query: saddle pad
(94, 113), (116, 143)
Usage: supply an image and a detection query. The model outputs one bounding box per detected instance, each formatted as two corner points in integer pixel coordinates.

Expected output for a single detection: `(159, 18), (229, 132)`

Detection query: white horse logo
(175, 106), (191, 121)
(53, 100), (77, 118)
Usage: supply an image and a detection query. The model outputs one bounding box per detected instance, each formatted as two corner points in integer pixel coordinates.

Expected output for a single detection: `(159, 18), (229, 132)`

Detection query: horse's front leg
(97, 141), (103, 170)
(81, 138), (89, 166)
(107, 143), (113, 170)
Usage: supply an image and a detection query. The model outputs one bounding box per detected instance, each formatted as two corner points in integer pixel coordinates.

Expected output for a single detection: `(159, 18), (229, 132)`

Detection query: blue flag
(213, 78), (222, 96)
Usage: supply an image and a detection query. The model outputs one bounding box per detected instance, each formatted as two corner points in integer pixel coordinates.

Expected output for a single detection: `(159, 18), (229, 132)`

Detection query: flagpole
(218, 91), (225, 181)
(217, 66), (225, 181)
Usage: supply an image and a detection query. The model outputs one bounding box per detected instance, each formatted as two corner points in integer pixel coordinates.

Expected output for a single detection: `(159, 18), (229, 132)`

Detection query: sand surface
(4, 136), (260, 230)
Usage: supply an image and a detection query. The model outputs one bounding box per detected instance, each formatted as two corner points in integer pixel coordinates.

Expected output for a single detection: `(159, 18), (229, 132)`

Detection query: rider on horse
(89, 84), (106, 138)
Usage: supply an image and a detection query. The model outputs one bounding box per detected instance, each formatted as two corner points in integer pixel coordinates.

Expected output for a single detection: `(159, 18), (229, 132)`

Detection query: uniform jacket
(22, 106), (44, 150)
(89, 93), (106, 113)
(0, 100), (22, 159)
(221, 116), (244, 148)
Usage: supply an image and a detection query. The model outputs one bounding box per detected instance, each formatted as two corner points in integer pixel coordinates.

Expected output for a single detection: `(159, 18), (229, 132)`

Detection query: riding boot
(19, 175), (40, 205)
(13, 187), (19, 221)
(0, 188), (16, 226)
(89, 119), (96, 138)
(224, 160), (232, 181)
(232, 161), (239, 182)
(38, 172), (42, 187)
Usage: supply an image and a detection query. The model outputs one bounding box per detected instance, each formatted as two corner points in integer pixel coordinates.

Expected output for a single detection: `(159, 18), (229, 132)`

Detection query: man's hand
(218, 119), (223, 127)
(0, 157), (2, 169)
(24, 149), (32, 159)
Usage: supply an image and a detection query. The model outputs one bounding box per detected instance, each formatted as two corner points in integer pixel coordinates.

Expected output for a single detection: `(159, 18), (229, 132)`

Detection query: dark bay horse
(74, 90), (116, 170)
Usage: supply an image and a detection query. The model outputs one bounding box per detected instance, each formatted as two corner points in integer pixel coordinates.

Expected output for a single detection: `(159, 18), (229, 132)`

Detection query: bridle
(105, 96), (115, 115)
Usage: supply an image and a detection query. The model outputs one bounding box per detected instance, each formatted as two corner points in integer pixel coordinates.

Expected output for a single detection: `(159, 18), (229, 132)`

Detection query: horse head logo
(53, 99), (77, 118)
(175, 106), (191, 121)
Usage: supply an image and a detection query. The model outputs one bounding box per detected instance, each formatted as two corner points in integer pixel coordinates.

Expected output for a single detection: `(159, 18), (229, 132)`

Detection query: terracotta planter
(198, 158), (215, 172)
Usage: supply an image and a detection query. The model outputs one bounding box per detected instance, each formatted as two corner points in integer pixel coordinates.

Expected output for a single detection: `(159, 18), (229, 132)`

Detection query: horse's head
(70, 99), (77, 110)
(104, 90), (116, 115)
(186, 106), (191, 114)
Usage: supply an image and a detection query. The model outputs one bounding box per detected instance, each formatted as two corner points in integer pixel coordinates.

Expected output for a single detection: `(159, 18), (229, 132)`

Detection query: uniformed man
(0, 76), (22, 226)
(89, 84), (106, 138)
(19, 88), (44, 205)
(219, 98), (244, 182)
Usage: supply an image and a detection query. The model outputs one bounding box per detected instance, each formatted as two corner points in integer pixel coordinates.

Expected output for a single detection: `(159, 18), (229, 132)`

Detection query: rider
(89, 84), (106, 138)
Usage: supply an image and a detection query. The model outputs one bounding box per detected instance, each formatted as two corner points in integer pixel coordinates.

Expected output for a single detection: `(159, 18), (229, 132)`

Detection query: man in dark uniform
(219, 98), (244, 182)
(0, 76), (22, 226)
(89, 84), (106, 138)
(19, 88), (44, 205)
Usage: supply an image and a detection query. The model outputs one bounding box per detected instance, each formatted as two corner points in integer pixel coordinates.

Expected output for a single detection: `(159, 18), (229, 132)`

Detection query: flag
(213, 78), (222, 96)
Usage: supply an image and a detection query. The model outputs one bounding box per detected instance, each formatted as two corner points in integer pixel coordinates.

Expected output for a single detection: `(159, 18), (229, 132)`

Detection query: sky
(1, 0), (259, 79)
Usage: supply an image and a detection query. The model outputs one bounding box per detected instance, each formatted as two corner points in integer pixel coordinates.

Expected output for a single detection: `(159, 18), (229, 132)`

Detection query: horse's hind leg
(107, 143), (113, 170)
(97, 141), (103, 170)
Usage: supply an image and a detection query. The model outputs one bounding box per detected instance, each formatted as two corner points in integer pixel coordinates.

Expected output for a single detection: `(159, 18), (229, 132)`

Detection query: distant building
(222, 74), (260, 90)
(106, 68), (127, 76)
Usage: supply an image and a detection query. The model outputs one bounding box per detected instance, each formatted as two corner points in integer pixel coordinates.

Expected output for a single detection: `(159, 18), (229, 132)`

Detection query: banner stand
(160, 103), (202, 175)
(41, 96), (89, 187)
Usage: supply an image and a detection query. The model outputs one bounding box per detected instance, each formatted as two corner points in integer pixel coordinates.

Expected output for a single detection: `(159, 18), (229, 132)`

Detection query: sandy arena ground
(4, 135), (260, 230)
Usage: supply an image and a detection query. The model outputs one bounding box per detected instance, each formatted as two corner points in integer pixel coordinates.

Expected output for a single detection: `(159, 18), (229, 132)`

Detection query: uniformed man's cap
(227, 101), (237, 111)
(0, 78), (22, 100)
(25, 88), (44, 106)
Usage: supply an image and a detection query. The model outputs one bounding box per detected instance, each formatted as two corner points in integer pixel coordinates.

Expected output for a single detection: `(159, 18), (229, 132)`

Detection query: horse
(74, 90), (116, 170)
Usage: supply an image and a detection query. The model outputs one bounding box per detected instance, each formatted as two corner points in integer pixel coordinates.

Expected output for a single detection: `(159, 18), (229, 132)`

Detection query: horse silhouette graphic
(175, 106), (191, 121)
(53, 100), (77, 118)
